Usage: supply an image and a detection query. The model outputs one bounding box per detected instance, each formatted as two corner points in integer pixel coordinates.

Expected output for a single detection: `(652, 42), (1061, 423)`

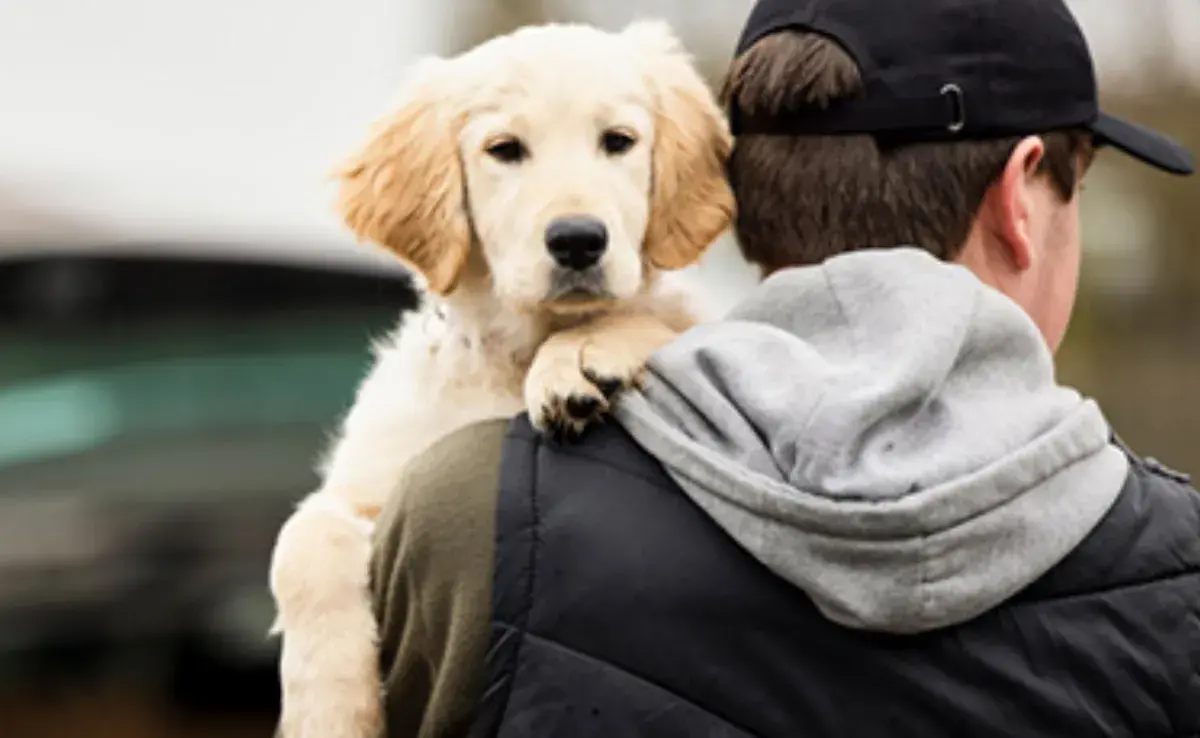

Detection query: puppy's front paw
(524, 313), (679, 442)
(577, 336), (649, 398)
(524, 348), (608, 441)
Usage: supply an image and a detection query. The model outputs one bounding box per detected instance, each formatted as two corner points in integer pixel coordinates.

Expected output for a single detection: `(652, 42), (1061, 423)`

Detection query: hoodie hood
(614, 247), (1128, 633)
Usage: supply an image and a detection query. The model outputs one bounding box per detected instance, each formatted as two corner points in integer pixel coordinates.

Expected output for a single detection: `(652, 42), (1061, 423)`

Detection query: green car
(0, 244), (416, 715)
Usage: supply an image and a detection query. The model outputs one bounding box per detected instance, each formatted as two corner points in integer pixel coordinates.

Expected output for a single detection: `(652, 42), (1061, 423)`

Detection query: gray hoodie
(615, 247), (1128, 634)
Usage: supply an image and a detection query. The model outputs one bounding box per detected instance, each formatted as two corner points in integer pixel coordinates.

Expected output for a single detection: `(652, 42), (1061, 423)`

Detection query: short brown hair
(721, 32), (1094, 272)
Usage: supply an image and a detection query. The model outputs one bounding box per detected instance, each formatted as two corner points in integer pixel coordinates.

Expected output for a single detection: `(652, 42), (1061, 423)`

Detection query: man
(370, 0), (1200, 735)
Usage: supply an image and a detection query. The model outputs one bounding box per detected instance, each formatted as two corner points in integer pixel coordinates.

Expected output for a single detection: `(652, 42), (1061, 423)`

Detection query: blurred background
(0, 1), (1197, 736)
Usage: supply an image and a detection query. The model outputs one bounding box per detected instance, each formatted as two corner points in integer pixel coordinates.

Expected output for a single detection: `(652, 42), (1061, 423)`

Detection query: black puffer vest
(473, 419), (1200, 738)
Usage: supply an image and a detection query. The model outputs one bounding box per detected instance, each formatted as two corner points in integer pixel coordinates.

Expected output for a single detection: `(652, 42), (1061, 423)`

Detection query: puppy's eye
(601, 129), (637, 156)
(485, 137), (528, 164)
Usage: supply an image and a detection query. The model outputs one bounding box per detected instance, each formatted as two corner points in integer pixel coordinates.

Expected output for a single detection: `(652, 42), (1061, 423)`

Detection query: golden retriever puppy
(267, 19), (733, 738)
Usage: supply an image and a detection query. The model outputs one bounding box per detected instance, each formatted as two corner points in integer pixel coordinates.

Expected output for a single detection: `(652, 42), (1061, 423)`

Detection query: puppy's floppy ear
(334, 58), (469, 295)
(624, 20), (735, 271)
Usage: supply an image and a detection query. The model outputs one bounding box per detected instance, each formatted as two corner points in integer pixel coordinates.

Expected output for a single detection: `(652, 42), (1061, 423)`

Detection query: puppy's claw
(585, 372), (625, 399)
(566, 394), (603, 419)
(526, 313), (677, 442)
(534, 388), (609, 443)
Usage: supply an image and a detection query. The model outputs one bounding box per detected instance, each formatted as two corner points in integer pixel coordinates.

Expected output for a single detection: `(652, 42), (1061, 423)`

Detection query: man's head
(724, 0), (1194, 351)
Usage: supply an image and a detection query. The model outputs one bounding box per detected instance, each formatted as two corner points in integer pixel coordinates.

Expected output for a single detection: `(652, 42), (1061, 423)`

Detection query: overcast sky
(0, 0), (1195, 255)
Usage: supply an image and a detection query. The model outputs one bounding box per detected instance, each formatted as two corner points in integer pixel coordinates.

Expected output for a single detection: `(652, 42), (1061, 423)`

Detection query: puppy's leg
(524, 329), (610, 440)
(269, 338), (429, 738)
(525, 311), (681, 438)
(270, 496), (382, 738)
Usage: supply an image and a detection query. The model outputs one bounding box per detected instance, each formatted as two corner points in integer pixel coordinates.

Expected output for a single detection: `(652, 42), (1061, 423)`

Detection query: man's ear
(987, 135), (1047, 272)
(623, 20), (736, 271)
(334, 58), (470, 296)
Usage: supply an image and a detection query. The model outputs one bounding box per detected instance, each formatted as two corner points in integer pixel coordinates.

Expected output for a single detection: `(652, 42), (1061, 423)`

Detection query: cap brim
(1090, 113), (1195, 176)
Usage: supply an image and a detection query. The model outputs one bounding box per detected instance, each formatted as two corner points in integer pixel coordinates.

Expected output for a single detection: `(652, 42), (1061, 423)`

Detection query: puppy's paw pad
(525, 350), (611, 440)
(585, 373), (626, 399)
(565, 394), (603, 419)
(534, 385), (608, 442)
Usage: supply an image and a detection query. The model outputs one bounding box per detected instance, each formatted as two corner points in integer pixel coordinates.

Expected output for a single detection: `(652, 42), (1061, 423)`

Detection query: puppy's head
(336, 21), (734, 314)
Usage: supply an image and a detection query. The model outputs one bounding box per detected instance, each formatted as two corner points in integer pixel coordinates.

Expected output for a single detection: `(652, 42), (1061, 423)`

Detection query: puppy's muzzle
(545, 216), (607, 271)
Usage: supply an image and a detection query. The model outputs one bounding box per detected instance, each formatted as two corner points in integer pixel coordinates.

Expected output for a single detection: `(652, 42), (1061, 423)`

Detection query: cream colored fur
(268, 19), (733, 738)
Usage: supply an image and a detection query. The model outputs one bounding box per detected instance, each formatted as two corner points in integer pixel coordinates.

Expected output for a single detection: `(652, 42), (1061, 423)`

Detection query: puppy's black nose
(545, 216), (607, 271)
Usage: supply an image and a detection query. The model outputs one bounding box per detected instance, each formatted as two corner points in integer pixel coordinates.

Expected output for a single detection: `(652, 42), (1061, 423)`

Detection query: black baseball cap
(732, 0), (1195, 176)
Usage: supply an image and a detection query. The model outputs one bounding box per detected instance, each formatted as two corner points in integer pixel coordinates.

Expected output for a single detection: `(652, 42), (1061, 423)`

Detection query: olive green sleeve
(369, 419), (509, 738)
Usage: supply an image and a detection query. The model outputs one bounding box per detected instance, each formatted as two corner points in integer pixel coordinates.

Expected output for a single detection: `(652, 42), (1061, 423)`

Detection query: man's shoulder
(1097, 439), (1198, 578)
(370, 418), (511, 738)
(1016, 438), (1200, 603)
(1099, 441), (1200, 579)
(372, 418), (509, 570)
(402, 417), (511, 481)
(380, 419), (509, 514)
(504, 413), (678, 490)
(374, 413), (665, 545)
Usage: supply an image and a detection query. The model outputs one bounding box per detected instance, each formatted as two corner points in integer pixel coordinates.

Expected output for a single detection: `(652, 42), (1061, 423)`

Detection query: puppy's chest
(395, 306), (538, 418)
(400, 358), (526, 450)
